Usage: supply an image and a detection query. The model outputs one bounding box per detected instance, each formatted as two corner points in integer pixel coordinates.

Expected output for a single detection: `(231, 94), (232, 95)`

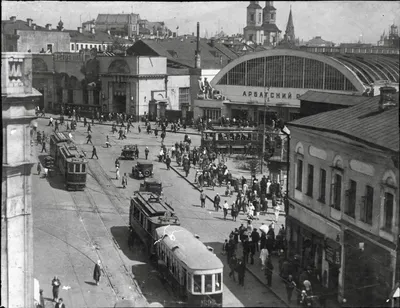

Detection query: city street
(32, 118), (287, 307)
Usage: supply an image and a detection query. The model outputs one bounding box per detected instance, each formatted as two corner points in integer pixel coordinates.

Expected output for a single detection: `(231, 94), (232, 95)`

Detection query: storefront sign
(242, 90), (300, 100)
(54, 53), (84, 62)
(325, 242), (341, 266)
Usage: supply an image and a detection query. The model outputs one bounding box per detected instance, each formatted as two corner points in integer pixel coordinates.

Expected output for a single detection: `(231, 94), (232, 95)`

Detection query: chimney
(78, 27), (82, 33)
(91, 27), (95, 34)
(32, 23), (37, 30)
(195, 22), (201, 69)
(378, 86), (397, 111)
(45, 24), (52, 30)
(10, 16), (16, 22)
(27, 18), (33, 27)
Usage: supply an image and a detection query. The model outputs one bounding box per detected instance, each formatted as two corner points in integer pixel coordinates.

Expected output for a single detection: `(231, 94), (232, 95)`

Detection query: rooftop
(96, 13), (140, 24)
(299, 91), (368, 106)
(289, 93), (399, 152)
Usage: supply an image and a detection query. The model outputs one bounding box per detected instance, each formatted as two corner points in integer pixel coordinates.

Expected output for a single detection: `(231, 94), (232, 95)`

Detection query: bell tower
(244, 1), (264, 45)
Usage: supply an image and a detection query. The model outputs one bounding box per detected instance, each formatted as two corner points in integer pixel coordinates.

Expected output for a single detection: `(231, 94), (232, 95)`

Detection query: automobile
(139, 179), (163, 195)
(132, 160), (153, 178)
(120, 145), (138, 160)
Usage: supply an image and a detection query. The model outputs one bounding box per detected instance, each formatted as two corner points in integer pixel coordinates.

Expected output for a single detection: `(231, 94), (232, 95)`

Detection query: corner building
(286, 90), (399, 307)
(202, 49), (399, 123)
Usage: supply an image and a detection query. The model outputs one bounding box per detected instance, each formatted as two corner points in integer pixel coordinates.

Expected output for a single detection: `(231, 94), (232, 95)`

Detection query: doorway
(113, 95), (126, 113)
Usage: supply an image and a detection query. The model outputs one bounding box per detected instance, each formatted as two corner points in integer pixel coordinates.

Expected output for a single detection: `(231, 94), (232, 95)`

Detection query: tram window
(215, 273), (222, 291)
(75, 164), (80, 172)
(81, 164), (86, 172)
(140, 213), (144, 225)
(133, 205), (140, 219)
(205, 274), (212, 293)
(193, 275), (202, 293)
(68, 163), (74, 173)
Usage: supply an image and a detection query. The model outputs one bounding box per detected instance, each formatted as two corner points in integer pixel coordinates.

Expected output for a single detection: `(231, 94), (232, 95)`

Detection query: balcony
(1, 52), (34, 96)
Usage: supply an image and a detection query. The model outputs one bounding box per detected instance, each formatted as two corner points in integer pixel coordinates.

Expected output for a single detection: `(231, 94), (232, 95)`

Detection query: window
(360, 186), (373, 224)
(71, 44), (75, 51)
(383, 192), (394, 231)
(133, 205), (140, 219)
(345, 180), (356, 218)
(82, 164), (86, 172)
(319, 169), (326, 203)
(75, 164), (80, 173)
(271, 13), (275, 20)
(331, 174), (342, 210)
(205, 274), (212, 292)
(193, 275), (202, 293)
(250, 13), (254, 22)
(47, 44), (53, 53)
(204, 108), (221, 120)
(296, 159), (303, 191)
(178, 87), (190, 109)
(249, 34), (254, 42)
(68, 163), (74, 173)
(85, 44), (88, 49)
(306, 164), (314, 197)
(215, 273), (222, 291)
(258, 13), (262, 23)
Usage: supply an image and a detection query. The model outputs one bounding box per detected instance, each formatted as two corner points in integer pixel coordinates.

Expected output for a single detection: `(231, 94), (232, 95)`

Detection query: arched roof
(211, 49), (399, 93)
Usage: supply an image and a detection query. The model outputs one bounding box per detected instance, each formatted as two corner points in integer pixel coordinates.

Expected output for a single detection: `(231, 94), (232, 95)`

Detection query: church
(243, 1), (296, 47)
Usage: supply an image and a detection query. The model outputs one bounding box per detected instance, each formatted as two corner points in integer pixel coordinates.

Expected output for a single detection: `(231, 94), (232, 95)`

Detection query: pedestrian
(145, 146), (149, 160)
(228, 253), (238, 282)
(214, 193), (221, 211)
(86, 133), (93, 144)
(236, 257), (246, 286)
(138, 125), (141, 133)
(37, 162), (42, 175)
(260, 247), (269, 270)
(93, 260), (102, 285)
(165, 155), (171, 170)
(87, 123), (92, 133)
(200, 190), (206, 208)
(91, 146), (98, 159)
(265, 257), (274, 287)
(84, 117), (87, 127)
(105, 135), (111, 148)
(55, 298), (66, 308)
(48, 116), (54, 126)
(223, 200), (229, 220)
(285, 275), (297, 304)
(251, 228), (260, 253)
(116, 166), (120, 180)
(41, 140), (46, 153)
(274, 202), (281, 223)
(243, 238), (251, 264)
(231, 202), (238, 221)
(122, 173), (128, 188)
(51, 276), (61, 302)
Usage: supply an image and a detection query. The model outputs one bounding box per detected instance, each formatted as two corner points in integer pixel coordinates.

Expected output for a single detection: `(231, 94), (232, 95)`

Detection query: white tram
(154, 226), (223, 307)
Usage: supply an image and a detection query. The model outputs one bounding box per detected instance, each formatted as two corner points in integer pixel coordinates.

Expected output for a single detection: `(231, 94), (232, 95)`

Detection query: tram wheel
(143, 170), (151, 177)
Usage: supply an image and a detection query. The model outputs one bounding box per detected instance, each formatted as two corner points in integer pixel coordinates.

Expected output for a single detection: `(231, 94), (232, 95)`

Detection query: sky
(2, 1), (400, 44)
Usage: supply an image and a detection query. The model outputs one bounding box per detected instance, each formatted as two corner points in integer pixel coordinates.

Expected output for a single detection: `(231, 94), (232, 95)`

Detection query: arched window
(330, 155), (344, 211)
(380, 170), (397, 234)
(295, 142), (304, 192)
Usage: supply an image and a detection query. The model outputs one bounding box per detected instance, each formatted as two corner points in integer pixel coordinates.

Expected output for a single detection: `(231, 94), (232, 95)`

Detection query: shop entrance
(231, 108), (248, 120)
(113, 94), (126, 113)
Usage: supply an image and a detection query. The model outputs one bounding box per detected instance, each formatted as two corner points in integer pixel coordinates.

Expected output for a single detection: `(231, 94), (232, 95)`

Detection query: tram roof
(155, 226), (223, 270)
(133, 191), (176, 217)
(51, 132), (71, 143)
(60, 144), (87, 162)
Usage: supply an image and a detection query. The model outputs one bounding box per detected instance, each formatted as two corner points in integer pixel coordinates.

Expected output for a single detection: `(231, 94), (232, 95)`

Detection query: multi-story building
(286, 87), (399, 307)
(378, 24), (400, 48)
(95, 13), (140, 38)
(303, 36), (335, 47)
(243, 1), (281, 46)
(2, 16), (71, 52)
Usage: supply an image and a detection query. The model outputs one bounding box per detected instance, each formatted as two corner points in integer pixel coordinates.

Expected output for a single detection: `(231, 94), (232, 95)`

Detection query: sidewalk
(38, 113), (201, 136)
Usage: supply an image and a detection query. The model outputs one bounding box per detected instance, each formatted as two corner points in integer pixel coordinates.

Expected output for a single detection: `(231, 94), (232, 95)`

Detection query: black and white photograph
(1, 1), (399, 307)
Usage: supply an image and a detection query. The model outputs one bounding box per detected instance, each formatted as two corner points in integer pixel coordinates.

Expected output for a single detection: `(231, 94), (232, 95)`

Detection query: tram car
(154, 226), (223, 307)
(129, 191), (180, 256)
(49, 132), (88, 190)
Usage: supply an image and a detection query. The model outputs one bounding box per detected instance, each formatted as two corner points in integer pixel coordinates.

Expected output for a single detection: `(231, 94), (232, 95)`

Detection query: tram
(49, 132), (88, 190)
(154, 225), (224, 307)
(201, 127), (263, 155)
(129, 191), (180, 256)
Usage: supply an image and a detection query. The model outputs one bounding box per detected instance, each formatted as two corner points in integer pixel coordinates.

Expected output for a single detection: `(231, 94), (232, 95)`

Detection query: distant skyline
(2, 1), (400, 44)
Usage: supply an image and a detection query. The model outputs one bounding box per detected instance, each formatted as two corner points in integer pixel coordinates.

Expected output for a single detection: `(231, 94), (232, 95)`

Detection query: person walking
(285, 275), (297, 304)
(222, 200), (229, 220)
(138, 125), (141, 133)
(165, 155), (171, 170)
(116, 166), (120, 180)
(48, 116), (54, 126)
(265, 257), (274, 287)
(41, 140), (47, 153)
(86, 133), (93, 144)
(200, 190), (206, 208)
(84, 117), (87, 127)
(91, 146), (99, 159)
(37, 162), (42, 175)
(105, 135), (111, 148)
(214, 193), (221, 211)
(122, 173), (128, 188)
(228, 253), (238, 282)
(231, 202), (238, 221)
(145, 146), (149, 160)
(55, 298), (66, 308)
(51, 276), (61, 302)
(274, 202), (281, 223)
(93, 260), (102, 285)
(236, 257), (246, 287)
(87, 123), (92, 133)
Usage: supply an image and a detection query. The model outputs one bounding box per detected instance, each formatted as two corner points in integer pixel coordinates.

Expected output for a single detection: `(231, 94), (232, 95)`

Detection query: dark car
(139, 179), (163, 195)
(132, 160), (153, 178)
(120, 145), (138, 160)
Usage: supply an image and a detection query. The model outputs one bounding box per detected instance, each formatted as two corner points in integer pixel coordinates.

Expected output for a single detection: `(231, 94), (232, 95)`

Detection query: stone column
(1, 52), (41, 308)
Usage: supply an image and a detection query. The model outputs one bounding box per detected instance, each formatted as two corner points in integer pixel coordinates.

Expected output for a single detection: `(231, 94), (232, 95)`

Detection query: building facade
(194, 48), (399, 123)
(95, 13), (140, 37)
(377, 24), (400, 48)
(2, 52), (41, 308)
(286, 89), (399, 307)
